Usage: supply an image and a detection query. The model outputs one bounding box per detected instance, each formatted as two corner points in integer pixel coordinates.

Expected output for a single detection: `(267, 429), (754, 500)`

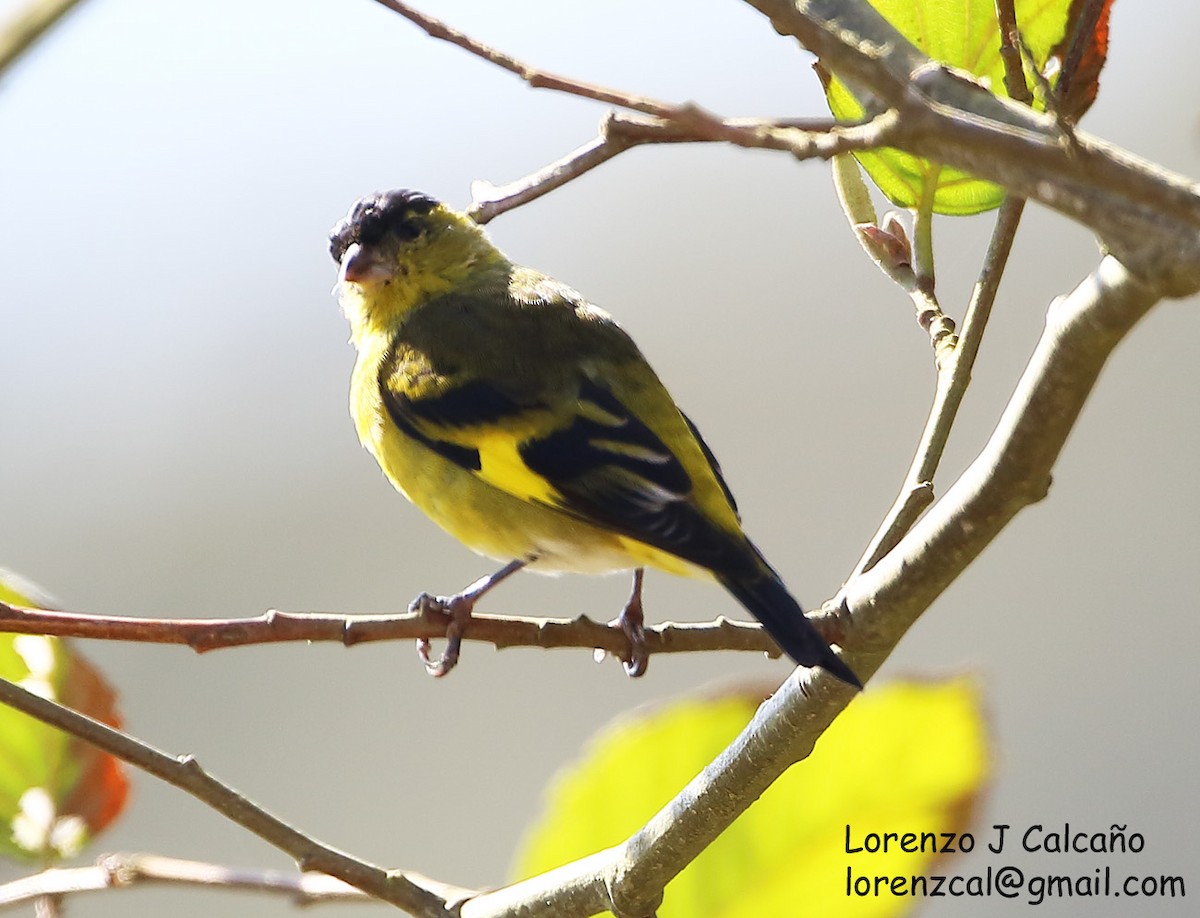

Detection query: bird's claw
(411, 592), (474, 678)
(408, 591), (445, 617)
(612, 594), (649, 678)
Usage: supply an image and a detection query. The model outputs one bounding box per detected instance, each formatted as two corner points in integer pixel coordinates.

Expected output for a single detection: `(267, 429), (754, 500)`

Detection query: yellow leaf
(825, 0), (1075, 214)
(513, 678), (989, 918)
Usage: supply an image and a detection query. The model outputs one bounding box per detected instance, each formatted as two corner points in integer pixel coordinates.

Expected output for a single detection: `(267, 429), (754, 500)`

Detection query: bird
(329, 189), (859, 687)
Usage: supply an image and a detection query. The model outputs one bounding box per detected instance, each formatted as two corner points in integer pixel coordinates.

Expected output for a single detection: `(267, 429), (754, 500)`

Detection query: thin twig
(1013, 31), (1077, 149)
(845, 196), (1025, 578)
(909, 286), (957, 366)
(833, 0), (1042, 579)
(369, 0), (900, 223)
(0, 602), (784, 658)
(469, 133), (630, 224)
(373, 0), (871, 157)
(911, 168), (939, 295)
(994, 0), (1034, 106)
(845, 0), (1114, 577)
(0, 854), (376, 909)
(370, 0), (673, 118)
(909, 177), (957, 367)
(0, 677), (467, 917)
(471, 108), (900, 222)
(956, 198), (1026, 388)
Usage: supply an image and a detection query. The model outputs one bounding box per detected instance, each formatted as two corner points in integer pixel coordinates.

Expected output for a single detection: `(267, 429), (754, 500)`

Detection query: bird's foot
(410, 591), (476, 678)
(611, 588), (649, 678)
(408, 559), (531, 678)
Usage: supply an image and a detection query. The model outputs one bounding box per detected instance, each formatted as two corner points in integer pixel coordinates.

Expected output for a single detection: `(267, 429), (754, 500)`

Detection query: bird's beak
(339, 243), (393, 285)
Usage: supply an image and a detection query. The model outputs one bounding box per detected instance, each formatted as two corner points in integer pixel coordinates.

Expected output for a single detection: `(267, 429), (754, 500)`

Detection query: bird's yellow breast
(350, 339), (703, 578)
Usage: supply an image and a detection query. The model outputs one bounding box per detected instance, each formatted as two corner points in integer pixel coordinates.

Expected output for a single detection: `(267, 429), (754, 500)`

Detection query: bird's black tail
(718, 569), (861, 689)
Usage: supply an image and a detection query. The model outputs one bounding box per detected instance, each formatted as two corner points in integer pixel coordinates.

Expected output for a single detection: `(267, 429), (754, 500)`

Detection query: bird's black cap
(329, 189), (440, 263)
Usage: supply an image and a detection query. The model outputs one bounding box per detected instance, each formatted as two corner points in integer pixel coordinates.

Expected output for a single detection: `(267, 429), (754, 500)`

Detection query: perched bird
(329, 189), (859, 687)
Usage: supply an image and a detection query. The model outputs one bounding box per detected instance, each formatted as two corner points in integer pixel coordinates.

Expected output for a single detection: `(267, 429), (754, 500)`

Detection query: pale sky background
(1, 1), (1198, 916)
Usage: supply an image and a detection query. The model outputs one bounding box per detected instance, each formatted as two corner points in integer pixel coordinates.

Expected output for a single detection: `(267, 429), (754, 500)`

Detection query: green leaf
(825, 0), (1074, 214)
(513, 678), (989, 918)
(0, 571), (129, 864)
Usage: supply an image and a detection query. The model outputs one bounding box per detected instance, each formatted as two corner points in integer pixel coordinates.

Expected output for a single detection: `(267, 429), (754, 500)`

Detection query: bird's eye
(391, 217), (426, 243)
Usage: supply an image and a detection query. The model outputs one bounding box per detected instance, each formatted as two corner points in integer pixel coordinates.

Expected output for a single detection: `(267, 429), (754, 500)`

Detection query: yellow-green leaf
(513, 678), (989, 918)
(825, 0), (1073, 214)
(0, 571), (129, 864)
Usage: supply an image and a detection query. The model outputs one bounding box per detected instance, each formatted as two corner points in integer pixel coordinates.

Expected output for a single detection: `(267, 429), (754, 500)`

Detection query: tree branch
(840, 255), (1159, 648)
(370, 0), (674, 118)
(472, 109), (878, 224)
(469, 108), (899, 222)
(845, 0), (1109, 577)
(366, 1), (902, 223)
(377, 0), (1200, 296)
(0, 5), (1187, 918)
(458, 665), (853, 918)
(0, 854), (378, 909)
(0, 598), (785, 686)
(741, 0), (1200, 294)
(848, 197), (1025, 577)
(0, 676), (471, 916)
(453, 256), (1162, 918)
(0, 602), (783, 659)
(994, 0), (1035, 106)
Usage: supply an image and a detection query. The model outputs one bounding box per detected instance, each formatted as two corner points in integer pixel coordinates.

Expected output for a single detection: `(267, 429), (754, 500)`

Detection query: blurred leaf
(1050, 0), (1113, 122)
(825, 0), (1074, 214)
(0, 571), (129, 863)
(513, 678), (989, 918)
(58, 651), (130, 837)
